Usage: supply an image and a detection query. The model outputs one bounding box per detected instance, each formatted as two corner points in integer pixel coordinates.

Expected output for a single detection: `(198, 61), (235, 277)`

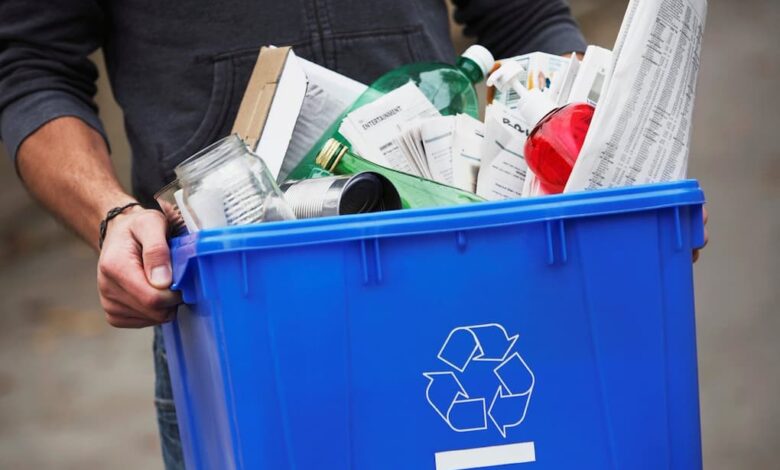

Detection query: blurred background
(1, 0), (777, 468)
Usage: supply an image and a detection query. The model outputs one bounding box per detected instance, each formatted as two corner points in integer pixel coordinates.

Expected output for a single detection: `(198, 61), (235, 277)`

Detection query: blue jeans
(153, 326), (185, 469)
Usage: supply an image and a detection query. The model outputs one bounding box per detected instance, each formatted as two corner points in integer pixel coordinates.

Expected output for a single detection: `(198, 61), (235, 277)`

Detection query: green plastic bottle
(288, 45), (495, 180)
(315, 139), (485, 209)
(366, 44), (495, 116)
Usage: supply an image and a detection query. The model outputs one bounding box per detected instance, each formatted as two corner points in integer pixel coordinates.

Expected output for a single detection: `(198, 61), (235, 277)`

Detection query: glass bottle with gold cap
(315, 138), (484, 209)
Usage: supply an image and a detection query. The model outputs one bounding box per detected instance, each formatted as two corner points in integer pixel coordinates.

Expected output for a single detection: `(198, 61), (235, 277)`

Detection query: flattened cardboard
(231, 46), (307, 180)
(231, 46), (289, 150)
(232, 46), (367, 182)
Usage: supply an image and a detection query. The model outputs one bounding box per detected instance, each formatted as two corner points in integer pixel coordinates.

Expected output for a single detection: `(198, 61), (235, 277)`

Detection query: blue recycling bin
(162, 180), (706, 470)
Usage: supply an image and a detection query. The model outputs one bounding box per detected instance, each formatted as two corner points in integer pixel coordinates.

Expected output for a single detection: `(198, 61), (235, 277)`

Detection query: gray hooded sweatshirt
(0, 0), (585, 204)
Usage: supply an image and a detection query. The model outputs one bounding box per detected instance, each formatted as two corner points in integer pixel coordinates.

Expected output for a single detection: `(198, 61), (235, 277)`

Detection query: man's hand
(17, 117), (182, 328)
(693, 206), (709, 263)
(97, 206), (182, 328)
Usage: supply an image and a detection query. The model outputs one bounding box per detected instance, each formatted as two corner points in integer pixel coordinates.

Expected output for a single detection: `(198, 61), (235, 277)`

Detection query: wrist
(97, 192), (139, 218)
(97, 200), (144, 250)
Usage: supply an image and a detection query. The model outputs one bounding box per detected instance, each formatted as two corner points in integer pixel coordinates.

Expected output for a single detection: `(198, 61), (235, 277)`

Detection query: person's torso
(100, 0), (456, 203)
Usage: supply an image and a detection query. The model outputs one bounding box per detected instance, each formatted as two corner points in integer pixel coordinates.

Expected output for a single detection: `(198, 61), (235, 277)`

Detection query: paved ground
(0, 0), (777, 468)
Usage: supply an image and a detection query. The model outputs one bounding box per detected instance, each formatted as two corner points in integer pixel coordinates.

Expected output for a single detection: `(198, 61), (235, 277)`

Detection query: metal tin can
(280, 172), (402, 219)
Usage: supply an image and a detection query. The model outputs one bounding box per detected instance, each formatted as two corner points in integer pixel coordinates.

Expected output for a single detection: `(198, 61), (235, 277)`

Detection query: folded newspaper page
(339, 82), (441, 174)
(565, 0), (707, 192)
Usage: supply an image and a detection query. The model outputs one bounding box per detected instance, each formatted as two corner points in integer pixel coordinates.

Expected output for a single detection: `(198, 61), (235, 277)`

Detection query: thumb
(131, 211), (172, 289)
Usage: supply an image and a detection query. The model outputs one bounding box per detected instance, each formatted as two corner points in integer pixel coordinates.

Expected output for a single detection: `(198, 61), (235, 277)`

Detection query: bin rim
(170, 179), (704, 286)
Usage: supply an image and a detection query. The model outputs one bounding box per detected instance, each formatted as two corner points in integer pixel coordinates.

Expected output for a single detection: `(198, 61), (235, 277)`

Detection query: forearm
(16, 116), (136, 250)
(2, 1), (180, 329)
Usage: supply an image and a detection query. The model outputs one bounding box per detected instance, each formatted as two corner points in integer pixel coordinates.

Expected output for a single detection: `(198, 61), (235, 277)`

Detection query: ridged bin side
(164, 180), (705, 470)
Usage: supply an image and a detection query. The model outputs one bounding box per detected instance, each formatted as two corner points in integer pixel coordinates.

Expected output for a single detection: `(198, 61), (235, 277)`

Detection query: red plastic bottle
(524, 103), (595, 194)
(487, 61), (595, 195)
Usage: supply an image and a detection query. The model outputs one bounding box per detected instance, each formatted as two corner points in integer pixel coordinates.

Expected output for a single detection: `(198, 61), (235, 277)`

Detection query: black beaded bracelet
(98, 202), (141, 249)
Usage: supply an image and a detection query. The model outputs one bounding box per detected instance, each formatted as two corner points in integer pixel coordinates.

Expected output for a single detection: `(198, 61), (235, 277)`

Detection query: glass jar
(174, 135), (295, 230)
(153, 179), (188, 236)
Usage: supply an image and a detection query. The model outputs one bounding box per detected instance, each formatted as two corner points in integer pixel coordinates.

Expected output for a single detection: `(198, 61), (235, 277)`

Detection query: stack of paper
(394, 121), (432, 179)
(339, 84), (489, 193)
(451, 115), (485, 193)
(565, 0), (708, 192)
(420, 117), (456, 185)
(339, 82), (441, 175)
(391, 116), (461, 184)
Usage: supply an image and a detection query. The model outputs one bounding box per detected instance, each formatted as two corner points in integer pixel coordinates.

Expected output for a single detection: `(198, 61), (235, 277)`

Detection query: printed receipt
(566, 0), (708, 192)
(339, 82), (441, 174)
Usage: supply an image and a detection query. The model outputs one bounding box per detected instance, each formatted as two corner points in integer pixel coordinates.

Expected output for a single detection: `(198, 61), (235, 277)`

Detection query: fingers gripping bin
(162, 180), (706, 470)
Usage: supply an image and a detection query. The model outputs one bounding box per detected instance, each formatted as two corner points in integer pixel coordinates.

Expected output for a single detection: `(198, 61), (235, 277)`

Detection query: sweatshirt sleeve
(0, 0), (107, 166)
(452, 0), (587, 58)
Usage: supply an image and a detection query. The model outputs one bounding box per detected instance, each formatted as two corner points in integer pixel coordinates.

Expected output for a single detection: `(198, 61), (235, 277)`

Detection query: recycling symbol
(423, 324), (534, 438)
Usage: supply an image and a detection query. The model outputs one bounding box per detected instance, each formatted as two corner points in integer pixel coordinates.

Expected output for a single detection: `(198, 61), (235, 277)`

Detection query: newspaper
(565, 0), (707, 192)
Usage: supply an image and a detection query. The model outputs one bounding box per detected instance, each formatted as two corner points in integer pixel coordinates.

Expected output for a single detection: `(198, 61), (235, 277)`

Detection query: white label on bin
(435, 441), (536, 469)
(423, 324), (535, 437)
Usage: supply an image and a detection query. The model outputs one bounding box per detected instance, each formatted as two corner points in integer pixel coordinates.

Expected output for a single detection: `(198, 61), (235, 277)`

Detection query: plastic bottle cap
(461, 45), (495, 79)
(517, 88), (557, 128)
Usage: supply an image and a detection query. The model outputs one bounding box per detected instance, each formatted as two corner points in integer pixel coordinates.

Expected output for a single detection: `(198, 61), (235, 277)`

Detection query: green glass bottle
(288, 45), (495, 180)
(315, 139), (485, 209)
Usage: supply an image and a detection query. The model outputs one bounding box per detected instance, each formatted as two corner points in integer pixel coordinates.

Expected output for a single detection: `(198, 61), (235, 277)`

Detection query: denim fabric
(153, 326), (185, 470)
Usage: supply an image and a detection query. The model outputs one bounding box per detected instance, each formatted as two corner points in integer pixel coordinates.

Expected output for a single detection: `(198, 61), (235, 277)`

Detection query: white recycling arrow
(488, 352), (535, 437)
(437, 324), (519, 372)
(423, 371), (487, 432)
